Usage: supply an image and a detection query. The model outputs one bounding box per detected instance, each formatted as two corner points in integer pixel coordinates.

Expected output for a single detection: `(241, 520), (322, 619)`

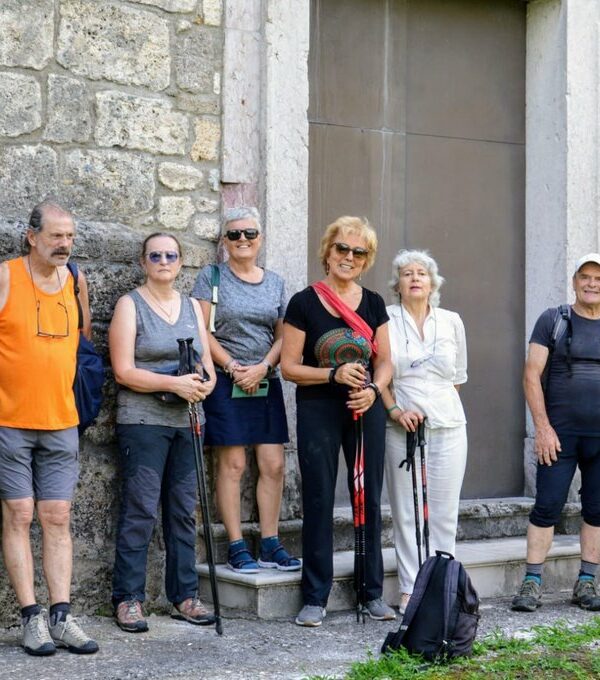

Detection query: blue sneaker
(227, 539), (260, 574)
(258, 536), (301, 572)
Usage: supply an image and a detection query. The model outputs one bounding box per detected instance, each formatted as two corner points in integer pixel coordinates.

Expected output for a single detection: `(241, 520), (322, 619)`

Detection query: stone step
(198, 534), (581, 620)
(199, 497), (581, 564)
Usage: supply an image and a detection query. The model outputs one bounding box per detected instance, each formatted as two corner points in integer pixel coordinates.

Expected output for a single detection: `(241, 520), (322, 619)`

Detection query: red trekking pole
(352, 409), (367, 623)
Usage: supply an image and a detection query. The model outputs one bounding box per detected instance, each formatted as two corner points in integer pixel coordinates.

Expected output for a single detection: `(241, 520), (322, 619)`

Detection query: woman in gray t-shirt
(193, 207), (299, 575)
(109, 233), (216, 633)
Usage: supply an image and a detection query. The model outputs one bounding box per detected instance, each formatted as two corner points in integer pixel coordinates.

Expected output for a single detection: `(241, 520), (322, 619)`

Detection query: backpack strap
(208, 264), (220, 333)
(548, 304), (572, 376)
(66, 262), (84, 331)
(442, 558), (461, 653)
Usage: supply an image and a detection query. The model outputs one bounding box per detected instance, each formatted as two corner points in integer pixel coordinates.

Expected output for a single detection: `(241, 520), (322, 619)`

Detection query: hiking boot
(115, 600), (149, 633)
(49, 614), (99, 654)
(571, 577), (600, 611)
(511, 578), (542, 612)
(22, 610), (56, 656)
(364, 598), (396, 621)
(258, 538), (301, 572)
(171, 597), (215, 626)
(227, 539), (260, 574)
(295, 604), (326, 627)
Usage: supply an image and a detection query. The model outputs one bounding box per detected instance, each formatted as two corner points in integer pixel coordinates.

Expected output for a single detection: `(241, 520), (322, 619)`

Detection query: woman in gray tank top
(109, 233), (216, 633)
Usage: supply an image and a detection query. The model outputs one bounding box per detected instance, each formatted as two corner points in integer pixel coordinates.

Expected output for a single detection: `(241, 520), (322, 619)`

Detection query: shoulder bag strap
(66, 261), (83, 331)
(311, 281), (378, 355)
(208, 264), (220, 333)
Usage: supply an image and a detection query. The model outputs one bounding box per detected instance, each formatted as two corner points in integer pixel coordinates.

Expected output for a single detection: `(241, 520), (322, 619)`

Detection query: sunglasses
(224, 229), (260, 241)
(146, 251), (179, 264)
(333, 242), (369, 260)
(36, 300), (69, 339)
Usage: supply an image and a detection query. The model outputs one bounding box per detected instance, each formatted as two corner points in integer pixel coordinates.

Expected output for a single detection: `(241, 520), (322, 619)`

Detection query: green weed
(306, 616), (600, 680)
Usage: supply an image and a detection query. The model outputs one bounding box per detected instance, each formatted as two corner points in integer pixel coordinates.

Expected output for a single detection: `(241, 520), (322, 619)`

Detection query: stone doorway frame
(221, 0), (600, 500)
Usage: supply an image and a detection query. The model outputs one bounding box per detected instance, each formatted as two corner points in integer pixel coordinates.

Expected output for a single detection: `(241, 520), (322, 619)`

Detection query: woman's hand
(333, 362), (367, 389)
(392, 408), (425, 433)
(172, 374), (209, 403)
(347, 386), (377, 415)
(232, 363), (269, 394)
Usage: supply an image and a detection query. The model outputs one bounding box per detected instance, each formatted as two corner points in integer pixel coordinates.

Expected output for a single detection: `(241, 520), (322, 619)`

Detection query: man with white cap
(512, 253), (600, 612)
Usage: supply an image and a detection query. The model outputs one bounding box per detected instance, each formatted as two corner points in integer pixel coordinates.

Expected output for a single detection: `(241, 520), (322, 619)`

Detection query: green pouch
(231, 379), (270, 398)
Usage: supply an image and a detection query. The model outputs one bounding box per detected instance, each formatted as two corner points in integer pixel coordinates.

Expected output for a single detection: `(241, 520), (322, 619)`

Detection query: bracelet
(367, 382), (381, 400)
(329, 365), (340, 384)
(223, 359), (238, 376)
(261, 360), (272, 375)
(386, 404), (401, 414)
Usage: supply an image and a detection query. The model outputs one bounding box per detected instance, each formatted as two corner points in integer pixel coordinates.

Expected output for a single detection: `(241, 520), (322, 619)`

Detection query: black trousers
(112, 424), (198, 606)
(297, 398), (386, 607)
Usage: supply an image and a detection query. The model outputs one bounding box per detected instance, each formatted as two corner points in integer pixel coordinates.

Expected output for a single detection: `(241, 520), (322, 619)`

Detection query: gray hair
(389, 249), (445, 308)
(23, 199), (73, 253)
(222, 206), (261, 234)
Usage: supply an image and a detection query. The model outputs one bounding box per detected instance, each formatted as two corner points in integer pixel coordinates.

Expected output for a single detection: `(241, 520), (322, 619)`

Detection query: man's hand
(534, 424), (561, 466)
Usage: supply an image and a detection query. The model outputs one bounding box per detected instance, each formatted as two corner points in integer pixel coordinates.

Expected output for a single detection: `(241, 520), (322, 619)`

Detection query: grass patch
(305, 617), (600, 680)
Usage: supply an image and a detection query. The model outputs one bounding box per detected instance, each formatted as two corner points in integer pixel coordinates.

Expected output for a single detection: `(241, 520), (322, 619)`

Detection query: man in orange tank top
(0, 201), (98, 656)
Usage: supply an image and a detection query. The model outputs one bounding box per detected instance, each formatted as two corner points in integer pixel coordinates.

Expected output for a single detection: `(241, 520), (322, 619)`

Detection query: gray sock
(525, 562), (543, 582)
(579, 560), (598, 579)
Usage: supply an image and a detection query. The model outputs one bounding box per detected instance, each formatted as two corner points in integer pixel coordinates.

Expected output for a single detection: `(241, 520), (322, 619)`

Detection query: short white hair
(222, 206), (261, 234)
(389, 249), (445, 308)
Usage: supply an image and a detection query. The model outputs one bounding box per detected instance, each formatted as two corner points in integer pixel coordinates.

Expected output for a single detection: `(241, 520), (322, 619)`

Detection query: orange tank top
(0, 257), (79, 430)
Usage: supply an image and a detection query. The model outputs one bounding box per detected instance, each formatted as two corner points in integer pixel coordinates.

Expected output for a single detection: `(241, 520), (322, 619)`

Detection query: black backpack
(381, 551), (480, 662)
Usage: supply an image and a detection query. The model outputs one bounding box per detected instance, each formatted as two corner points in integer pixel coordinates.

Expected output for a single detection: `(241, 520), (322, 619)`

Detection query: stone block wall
(0, 0), (225, 624)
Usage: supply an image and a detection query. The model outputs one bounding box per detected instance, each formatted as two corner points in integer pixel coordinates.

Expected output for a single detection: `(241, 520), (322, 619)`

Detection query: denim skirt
(203, 372), (289, 446)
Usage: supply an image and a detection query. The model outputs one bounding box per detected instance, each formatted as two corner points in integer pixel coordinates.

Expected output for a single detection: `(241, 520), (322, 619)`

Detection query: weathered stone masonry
(0, 0), (225, 624)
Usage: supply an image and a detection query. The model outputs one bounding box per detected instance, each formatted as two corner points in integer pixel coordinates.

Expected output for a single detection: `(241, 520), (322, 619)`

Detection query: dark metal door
(309, 0), (526, 498)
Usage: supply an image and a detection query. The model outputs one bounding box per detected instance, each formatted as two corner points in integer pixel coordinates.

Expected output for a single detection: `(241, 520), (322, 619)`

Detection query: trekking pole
(417, 419), (430, 560)
(401, 429), (422, 568)
(178, 337), (223, 636)
(352, 410), (367, 624)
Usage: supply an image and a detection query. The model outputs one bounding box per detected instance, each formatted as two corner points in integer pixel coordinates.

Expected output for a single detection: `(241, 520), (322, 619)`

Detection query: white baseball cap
(574, 253), (600, 276)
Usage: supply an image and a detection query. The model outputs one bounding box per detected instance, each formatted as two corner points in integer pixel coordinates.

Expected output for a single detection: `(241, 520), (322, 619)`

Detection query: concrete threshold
(198, 534), (581, 619)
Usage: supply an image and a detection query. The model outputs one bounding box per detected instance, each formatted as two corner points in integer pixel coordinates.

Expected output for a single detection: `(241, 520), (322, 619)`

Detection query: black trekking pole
(417, 419), (430, 560)
(400, 428), (422, 568)
(352, 410), (367, 624)
(177, 337), (223, 636)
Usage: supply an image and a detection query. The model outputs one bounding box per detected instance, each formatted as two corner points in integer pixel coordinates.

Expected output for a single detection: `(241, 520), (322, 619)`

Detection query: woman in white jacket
(382, 249), (467, 615)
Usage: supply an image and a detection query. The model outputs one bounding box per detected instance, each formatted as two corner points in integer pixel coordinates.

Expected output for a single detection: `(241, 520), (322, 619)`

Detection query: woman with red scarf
(281, 216), (394, 627)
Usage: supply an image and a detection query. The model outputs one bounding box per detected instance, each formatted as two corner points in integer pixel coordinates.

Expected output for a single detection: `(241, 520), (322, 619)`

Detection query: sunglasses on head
(333, 242), (369, 260)
(224, 228), (260, 241)
(146, 251), (179, 264)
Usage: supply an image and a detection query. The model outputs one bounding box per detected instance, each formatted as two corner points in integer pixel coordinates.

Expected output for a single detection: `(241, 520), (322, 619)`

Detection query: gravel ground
(0, 591), (595, 680)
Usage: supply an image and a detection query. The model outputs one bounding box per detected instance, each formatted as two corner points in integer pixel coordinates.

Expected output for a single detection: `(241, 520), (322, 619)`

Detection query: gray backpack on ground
(381, 551), (480, 661)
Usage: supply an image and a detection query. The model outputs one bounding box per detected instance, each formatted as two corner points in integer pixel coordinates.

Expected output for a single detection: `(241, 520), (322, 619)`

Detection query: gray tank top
(116, 289), (205, 427)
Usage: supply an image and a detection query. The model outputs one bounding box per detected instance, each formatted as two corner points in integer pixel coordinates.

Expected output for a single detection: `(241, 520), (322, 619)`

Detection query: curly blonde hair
(318, 216), (378, 273)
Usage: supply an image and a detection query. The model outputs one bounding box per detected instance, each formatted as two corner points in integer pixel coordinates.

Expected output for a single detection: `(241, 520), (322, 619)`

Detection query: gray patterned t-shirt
(192, 263), (286, 367)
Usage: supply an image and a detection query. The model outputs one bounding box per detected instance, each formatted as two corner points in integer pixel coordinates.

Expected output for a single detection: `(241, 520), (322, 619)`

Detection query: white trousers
(385, 423), (467, 594)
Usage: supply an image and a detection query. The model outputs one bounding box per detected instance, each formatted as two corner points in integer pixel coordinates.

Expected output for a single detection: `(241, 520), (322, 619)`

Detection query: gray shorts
(0, 426), (79, 501)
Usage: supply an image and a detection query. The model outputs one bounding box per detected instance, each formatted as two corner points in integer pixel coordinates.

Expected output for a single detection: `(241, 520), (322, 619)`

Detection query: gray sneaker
(572, 577), (600, 611)
(295, 604), (326, 627)
(511, 578), (542, 612)
(22, 610), (56, 656)
(364, 597), (397, 621)
(49, 614), (99, 654)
